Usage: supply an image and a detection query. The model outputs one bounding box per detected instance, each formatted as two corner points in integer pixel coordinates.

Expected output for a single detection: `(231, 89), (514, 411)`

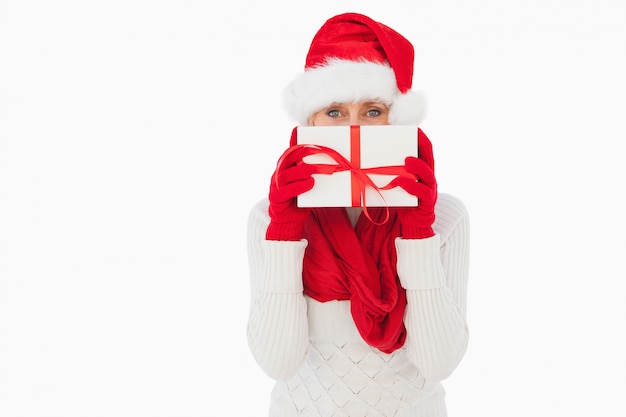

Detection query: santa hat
(283, 13), (427, 126)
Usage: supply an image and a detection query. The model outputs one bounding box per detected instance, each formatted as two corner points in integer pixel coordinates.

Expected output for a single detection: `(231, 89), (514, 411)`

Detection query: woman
(247, 12), (470, 417)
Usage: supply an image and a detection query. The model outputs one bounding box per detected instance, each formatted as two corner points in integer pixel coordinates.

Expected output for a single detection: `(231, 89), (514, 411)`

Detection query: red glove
(266, 147), (315, 241)
(394, 129), (437, 239)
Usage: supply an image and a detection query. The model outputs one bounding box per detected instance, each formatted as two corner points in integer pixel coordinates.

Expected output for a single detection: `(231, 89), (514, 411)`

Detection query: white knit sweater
(247, 193), (470, 417)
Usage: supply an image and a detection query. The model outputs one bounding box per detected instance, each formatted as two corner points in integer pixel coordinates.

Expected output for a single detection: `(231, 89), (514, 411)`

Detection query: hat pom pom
(389, 90), (428, 126)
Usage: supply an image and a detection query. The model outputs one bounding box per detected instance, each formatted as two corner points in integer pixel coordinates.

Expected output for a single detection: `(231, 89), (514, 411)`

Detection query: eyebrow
(361, 101), (389, 107)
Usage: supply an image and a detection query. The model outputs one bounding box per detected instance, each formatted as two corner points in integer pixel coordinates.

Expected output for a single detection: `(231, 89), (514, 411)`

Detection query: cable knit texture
(247, 193), (470, 416)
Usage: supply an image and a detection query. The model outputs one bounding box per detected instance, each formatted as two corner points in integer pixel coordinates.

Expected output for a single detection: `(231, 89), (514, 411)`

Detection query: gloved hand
(394, 129), (437, 239)
(266, 147), (316, 241)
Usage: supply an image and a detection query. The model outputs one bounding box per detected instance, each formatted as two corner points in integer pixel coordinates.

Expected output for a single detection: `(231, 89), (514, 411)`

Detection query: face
(309, 101), (390, 126)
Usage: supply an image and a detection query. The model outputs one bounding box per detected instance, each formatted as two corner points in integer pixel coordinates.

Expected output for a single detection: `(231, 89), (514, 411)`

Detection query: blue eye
(367, 109), (381, 117)
(327, 109), (341, 118)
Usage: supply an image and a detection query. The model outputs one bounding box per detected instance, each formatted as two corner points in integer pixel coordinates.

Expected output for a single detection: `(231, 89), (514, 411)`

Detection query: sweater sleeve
(394, 193), (470, 382)
(246, 199), (309, 381)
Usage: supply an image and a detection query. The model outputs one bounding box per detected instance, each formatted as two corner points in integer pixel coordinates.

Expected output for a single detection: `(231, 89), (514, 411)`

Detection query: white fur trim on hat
(282, 59), (427, 126)
(388, 89), (428, 126)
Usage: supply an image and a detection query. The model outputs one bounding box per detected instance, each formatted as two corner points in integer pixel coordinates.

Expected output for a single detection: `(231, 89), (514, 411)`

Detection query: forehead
(324, 100), (389, 109)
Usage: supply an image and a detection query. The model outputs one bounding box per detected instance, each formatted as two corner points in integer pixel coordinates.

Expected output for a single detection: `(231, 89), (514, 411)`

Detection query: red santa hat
(283, 13), (427, 126)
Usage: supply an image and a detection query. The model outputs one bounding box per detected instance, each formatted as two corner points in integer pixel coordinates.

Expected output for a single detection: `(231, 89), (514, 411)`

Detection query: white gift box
(295, 125), (419, 208)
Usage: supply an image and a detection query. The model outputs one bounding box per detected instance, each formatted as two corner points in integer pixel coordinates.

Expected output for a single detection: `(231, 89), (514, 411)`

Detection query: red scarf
(301, 207), (407, 353)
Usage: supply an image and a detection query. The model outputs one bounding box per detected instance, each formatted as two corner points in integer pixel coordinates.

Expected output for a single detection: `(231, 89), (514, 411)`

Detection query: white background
(1, 0), (625, 416)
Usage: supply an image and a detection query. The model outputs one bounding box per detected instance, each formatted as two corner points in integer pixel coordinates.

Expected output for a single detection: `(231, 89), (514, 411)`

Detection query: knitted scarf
(301, 206), (407, 353)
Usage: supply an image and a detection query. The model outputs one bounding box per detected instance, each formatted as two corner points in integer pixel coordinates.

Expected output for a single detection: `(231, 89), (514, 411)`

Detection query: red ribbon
(350, 125), (361, 207)
(275, 127), (415, 225)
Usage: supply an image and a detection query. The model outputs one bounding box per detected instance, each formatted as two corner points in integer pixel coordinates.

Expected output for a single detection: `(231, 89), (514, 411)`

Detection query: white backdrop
(1, 0), (625, 416)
